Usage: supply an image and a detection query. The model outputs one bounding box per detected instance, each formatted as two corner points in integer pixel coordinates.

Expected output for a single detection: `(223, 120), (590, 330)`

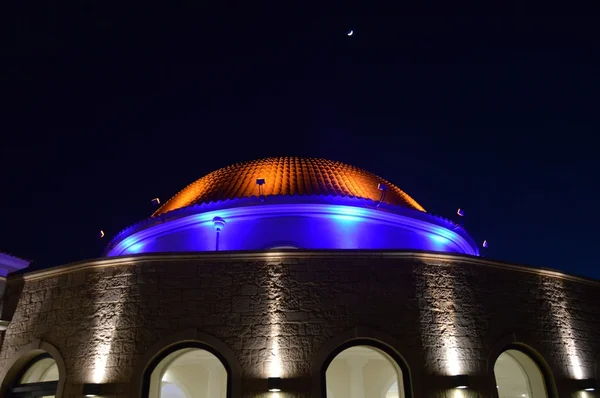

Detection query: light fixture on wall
(0, 320), (9, 331)
(82, 383), (102, 397)
(268, 377), (282, 392)
(83, 382), (118, 396)
(452, 374), (469, 389)
(576, 378), (597, 391)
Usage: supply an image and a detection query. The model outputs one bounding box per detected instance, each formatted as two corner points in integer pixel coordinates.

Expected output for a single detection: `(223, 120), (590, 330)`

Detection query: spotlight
(99, 230), (105, 238)
(452, 375), (469, 389)
(151, 197), (160, 205)
(457, 208), (464, 217)
(82, 383), (102, 397)
(267, 377), (282, 392)
(377, 183), (387, 191)
(482, 240), (488, 248)
(576, 378), (597, 392)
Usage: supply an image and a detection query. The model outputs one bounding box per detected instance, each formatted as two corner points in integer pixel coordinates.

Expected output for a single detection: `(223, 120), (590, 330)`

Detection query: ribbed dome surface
(153, 157), (425, 216)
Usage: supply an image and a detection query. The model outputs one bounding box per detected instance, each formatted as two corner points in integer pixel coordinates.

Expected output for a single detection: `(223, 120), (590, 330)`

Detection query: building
(0, 157), (598, 398)
(0, 252), (30, 332)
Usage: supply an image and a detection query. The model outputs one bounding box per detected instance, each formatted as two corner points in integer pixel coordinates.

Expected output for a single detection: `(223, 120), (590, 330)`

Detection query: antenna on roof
(376, 183), (387, 208)
(256, 178), (266, 202)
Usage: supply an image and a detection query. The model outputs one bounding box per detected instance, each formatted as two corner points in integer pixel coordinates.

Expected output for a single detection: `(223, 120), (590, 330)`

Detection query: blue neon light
(106, 199), (479, 257)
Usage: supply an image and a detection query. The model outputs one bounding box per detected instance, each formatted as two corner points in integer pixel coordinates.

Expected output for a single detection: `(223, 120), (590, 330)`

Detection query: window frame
(142, 341), (232, 398)
(493, 344), (554, 398)
(321, 339), (413, 398)
(6, 353), (59, 398)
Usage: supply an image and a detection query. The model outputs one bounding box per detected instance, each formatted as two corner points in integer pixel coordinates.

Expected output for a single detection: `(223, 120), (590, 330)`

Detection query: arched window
(7, 353), (59, 397)
(146, 345), (228, 398)
(494, 349), (548, 398)
(325, 345), (406, 398)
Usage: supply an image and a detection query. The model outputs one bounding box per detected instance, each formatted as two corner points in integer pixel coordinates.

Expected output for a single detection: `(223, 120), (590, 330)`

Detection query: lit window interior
(494, 349), (548, 398)
(149, 348), (227, 398)
(326, 345), (404, 398)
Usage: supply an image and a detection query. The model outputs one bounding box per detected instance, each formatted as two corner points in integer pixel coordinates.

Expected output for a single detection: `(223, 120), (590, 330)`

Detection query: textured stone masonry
(0, 253), (599, 397)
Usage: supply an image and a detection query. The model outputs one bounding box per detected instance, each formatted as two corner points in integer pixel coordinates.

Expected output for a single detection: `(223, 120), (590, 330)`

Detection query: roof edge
(0, 252), (31, 277)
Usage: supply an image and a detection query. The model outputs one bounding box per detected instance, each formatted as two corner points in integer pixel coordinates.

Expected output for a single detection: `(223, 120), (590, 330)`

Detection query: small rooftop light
(256, 178), (266, 197)
(151, 197), (160, 205)
(99, 230), (105, 238)
(482, 240), (488, 248)
(212, 217), (225, 232)
(212, 217), (225, 251)
(457, 208), (464, 217)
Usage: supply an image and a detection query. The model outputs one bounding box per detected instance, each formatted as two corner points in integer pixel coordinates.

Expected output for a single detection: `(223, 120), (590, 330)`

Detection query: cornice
(16, 250), (600, 288)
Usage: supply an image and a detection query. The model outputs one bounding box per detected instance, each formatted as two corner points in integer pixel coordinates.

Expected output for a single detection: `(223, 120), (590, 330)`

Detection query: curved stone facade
(0, 251), (599, 397)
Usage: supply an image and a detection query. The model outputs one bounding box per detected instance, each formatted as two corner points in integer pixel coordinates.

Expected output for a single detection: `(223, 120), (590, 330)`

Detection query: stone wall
(0, 252), (599, 398)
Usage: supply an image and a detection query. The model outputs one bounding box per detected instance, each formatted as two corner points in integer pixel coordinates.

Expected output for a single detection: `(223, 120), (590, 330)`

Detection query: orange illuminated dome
(154, 157), (425, 216)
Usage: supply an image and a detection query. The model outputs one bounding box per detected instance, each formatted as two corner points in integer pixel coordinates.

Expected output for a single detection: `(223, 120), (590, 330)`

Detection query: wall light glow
(418, 263), (482, 379)
(543, 278), (586, 380)
(92, 340), (112, 383)
(120, 236), (145, 255)
(90, 286), (127, 383)
(107, 201), (480, 257)
(267, 322), (283, 378)
(444, 337), (463, 376)
(430, 235), (450, 244)
(266, 262), (284, 379)
(449, 389), (468, 398)
(329, 214), (363, 223)
(420, 265), (465, 376)
(127, 242), (145, 254)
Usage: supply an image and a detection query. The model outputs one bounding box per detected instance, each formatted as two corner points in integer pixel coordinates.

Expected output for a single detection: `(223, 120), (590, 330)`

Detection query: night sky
(1, 4), (599, 278)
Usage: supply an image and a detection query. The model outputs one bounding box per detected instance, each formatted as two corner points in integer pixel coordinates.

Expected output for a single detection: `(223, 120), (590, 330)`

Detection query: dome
(106, 157), (479, 257)
(153, 157), (425, 216)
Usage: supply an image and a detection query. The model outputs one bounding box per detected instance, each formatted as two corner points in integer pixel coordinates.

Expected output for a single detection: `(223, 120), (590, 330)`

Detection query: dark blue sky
(1, 4), (599, 278)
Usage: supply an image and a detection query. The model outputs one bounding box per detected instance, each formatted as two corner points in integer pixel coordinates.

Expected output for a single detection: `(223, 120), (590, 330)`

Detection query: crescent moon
(347, 30), (353, 36)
